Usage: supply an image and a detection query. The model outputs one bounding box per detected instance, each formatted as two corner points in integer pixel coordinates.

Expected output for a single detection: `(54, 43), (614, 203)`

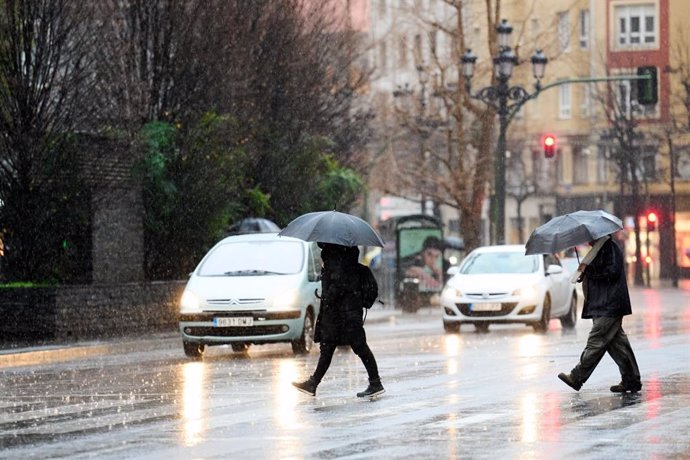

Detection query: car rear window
(197, 241), (304, 276)
(460, 251), (539, 274)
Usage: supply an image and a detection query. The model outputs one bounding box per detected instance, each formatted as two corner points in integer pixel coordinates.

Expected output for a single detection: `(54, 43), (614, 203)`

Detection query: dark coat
(314, 245), (366, 346)
(581, 238), (632, 319)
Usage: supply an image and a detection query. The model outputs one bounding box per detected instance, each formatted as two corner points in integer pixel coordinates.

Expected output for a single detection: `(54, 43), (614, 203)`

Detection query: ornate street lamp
(461, 19), (548, 244)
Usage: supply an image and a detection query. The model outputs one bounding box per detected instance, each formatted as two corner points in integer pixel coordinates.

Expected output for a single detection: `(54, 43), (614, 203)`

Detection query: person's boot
(292, 377), (317, 396)
(357, 378), (385, 398)
(610, 381), (642, 393)
(558, 372), (582, 391)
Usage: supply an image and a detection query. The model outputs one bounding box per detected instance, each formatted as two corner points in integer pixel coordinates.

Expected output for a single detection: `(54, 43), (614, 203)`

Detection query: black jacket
(581, 238), (632, 319)
(314, 244), (366, 346)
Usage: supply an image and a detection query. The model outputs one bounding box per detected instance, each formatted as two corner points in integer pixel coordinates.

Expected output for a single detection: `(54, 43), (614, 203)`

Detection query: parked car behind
(440, 245), (577, 333)
(559, 256), (585, 310)
(179, 233), (321, 358)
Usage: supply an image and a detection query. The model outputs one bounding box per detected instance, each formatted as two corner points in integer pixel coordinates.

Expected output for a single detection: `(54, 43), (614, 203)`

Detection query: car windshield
(197, 240), (304, 276)
(459, 251), (539, 274)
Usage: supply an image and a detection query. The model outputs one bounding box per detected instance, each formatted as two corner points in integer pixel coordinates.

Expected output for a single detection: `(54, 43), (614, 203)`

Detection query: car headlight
(180, 290), (200, 312)
(441, 286), (462, 301)
(513, 285), (538, 300)
(271, 288), (299, 308)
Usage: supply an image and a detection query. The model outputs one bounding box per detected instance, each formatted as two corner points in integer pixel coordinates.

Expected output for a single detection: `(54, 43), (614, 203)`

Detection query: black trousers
(311, 340), (380, 385)
(571, 316), (641, 386)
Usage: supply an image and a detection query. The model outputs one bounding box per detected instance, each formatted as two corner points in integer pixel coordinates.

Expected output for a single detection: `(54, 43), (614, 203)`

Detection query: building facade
(363, 0), (690, 280)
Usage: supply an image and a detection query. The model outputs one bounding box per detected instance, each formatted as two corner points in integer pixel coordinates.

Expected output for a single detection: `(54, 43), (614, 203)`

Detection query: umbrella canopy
(525, 210), (622, 255)
(278, 211), (385, 247)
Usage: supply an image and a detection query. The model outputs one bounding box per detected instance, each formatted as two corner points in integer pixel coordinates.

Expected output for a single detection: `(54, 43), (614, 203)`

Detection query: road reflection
(272, 359), (301, 428)
(520, 393), (538, 443)
(270, 359), (303, 458)
(640, 290), (662, 347)
(180, 361), (206, 446)
(443, 336), (461, 459)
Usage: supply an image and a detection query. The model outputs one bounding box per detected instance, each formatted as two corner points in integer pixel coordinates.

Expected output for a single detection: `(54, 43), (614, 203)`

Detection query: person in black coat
(558, 236), (642, 393)
(292, 243), (384, 398)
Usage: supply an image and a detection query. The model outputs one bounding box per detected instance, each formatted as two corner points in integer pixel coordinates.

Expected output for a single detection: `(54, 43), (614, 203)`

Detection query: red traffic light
(542, 134), (557, 158)
(646, 211), (658, 231)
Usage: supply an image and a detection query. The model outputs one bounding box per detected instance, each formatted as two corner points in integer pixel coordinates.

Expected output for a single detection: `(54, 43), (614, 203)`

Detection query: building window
(399, 35), (408, 68)
(558, 11), (570, 52)
(414, 34), (423, 65)
(572, 147), (589, 184)
(429, 30), (437, 56)
(596, 147), (609, 184)
(640, 147), (657, 181)
(559, 84), (572, 119)
(580, 84), (591, 117)
(530, 18), (540, 40)
(579, 9), (590, 48)
(615, 4), (656, 48)
(615, 79), (633, 117)
(613, 68), (659, 117)
(379, 41), (387, 70)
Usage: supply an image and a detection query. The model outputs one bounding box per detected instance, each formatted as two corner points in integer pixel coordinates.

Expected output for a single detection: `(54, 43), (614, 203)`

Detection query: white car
(440, 245), (577, 333)
(560, 256), (585, 310)
(178, 233), (321, 358)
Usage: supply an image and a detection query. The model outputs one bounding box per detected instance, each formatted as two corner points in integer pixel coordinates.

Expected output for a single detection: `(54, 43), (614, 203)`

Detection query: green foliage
(0, 281), (57, 288)
(312, 154), (364, 211)
(138, 114), (248, 279)
(0, 137), (92, 284)
(244, 186), (272, 217)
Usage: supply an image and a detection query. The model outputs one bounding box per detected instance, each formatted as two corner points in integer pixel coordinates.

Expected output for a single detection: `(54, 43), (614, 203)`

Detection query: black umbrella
(525, 210), (622, 255)
(278, 211), (385, 247)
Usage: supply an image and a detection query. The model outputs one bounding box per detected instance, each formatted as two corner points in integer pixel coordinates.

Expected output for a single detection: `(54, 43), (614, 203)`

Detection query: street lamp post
(461, 19), (548, 244)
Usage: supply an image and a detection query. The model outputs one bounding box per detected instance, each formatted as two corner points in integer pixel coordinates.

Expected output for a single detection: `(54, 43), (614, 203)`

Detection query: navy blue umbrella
(525, 210), (622, 255)
(278, 211), (384, 247)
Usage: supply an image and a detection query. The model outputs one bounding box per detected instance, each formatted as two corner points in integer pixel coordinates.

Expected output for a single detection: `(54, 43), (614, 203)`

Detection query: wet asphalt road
(0, 285), (689, 459)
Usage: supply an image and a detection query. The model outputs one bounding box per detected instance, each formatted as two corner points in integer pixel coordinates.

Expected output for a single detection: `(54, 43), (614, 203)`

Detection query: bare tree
(372, 0), (555, 251)
(595, 75), (653, 287)
(0, 0), (97, 281)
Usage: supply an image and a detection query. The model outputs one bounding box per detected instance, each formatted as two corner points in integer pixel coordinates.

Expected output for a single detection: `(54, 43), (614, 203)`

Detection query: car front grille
(179, 310), (301, 321)
(206, 298), (264, 306)
(464, 292), (509, 300)
(185, 326), (287, 337)
(456, 303), (518, 317)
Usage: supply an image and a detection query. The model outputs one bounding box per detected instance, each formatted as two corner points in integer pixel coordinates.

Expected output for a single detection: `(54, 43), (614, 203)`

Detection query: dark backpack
(358, 263), (381, 309)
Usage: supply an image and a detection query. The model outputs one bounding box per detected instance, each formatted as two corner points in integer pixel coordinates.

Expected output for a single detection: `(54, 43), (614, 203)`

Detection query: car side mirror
(546, 264), (563, 276)
(446, 266), (460, 277)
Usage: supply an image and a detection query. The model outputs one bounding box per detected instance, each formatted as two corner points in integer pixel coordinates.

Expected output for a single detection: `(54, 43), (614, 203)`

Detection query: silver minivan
(178, 233), (321, 358)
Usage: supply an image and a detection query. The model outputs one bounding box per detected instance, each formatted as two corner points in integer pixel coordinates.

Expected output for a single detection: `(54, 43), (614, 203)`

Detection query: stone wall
(0, 281), (186, 346)
(91, 186), (144, 284)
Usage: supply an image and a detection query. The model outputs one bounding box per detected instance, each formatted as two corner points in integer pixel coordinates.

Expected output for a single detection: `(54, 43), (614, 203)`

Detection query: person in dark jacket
(292, 243), (384, 398)
(558, 235), (642, 393)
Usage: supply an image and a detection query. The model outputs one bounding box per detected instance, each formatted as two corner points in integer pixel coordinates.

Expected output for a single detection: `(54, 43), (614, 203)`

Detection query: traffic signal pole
(537, 73), (653, 94)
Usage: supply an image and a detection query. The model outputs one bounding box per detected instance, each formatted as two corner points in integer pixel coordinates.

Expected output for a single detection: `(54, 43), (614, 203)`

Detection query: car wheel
(292, 311), (314, 355)
(474, 323), (490, 333)
(533, 295), (551, 333)
(560, 294), (578, 329)
(183, 341), (205, 359)
(443, 320), (460, 334)
(231, 343), (250, 353)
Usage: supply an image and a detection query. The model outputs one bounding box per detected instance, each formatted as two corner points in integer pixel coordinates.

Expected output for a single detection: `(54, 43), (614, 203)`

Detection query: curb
(0, 332), (179, 368)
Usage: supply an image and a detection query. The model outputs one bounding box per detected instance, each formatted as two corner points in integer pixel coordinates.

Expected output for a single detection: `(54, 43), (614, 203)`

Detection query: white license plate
(472, 303), (502, 312)
(213, 317), (254, 327)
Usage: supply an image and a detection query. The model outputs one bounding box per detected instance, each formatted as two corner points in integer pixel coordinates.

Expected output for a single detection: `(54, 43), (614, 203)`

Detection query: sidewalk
(0, 307), (405, 368)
